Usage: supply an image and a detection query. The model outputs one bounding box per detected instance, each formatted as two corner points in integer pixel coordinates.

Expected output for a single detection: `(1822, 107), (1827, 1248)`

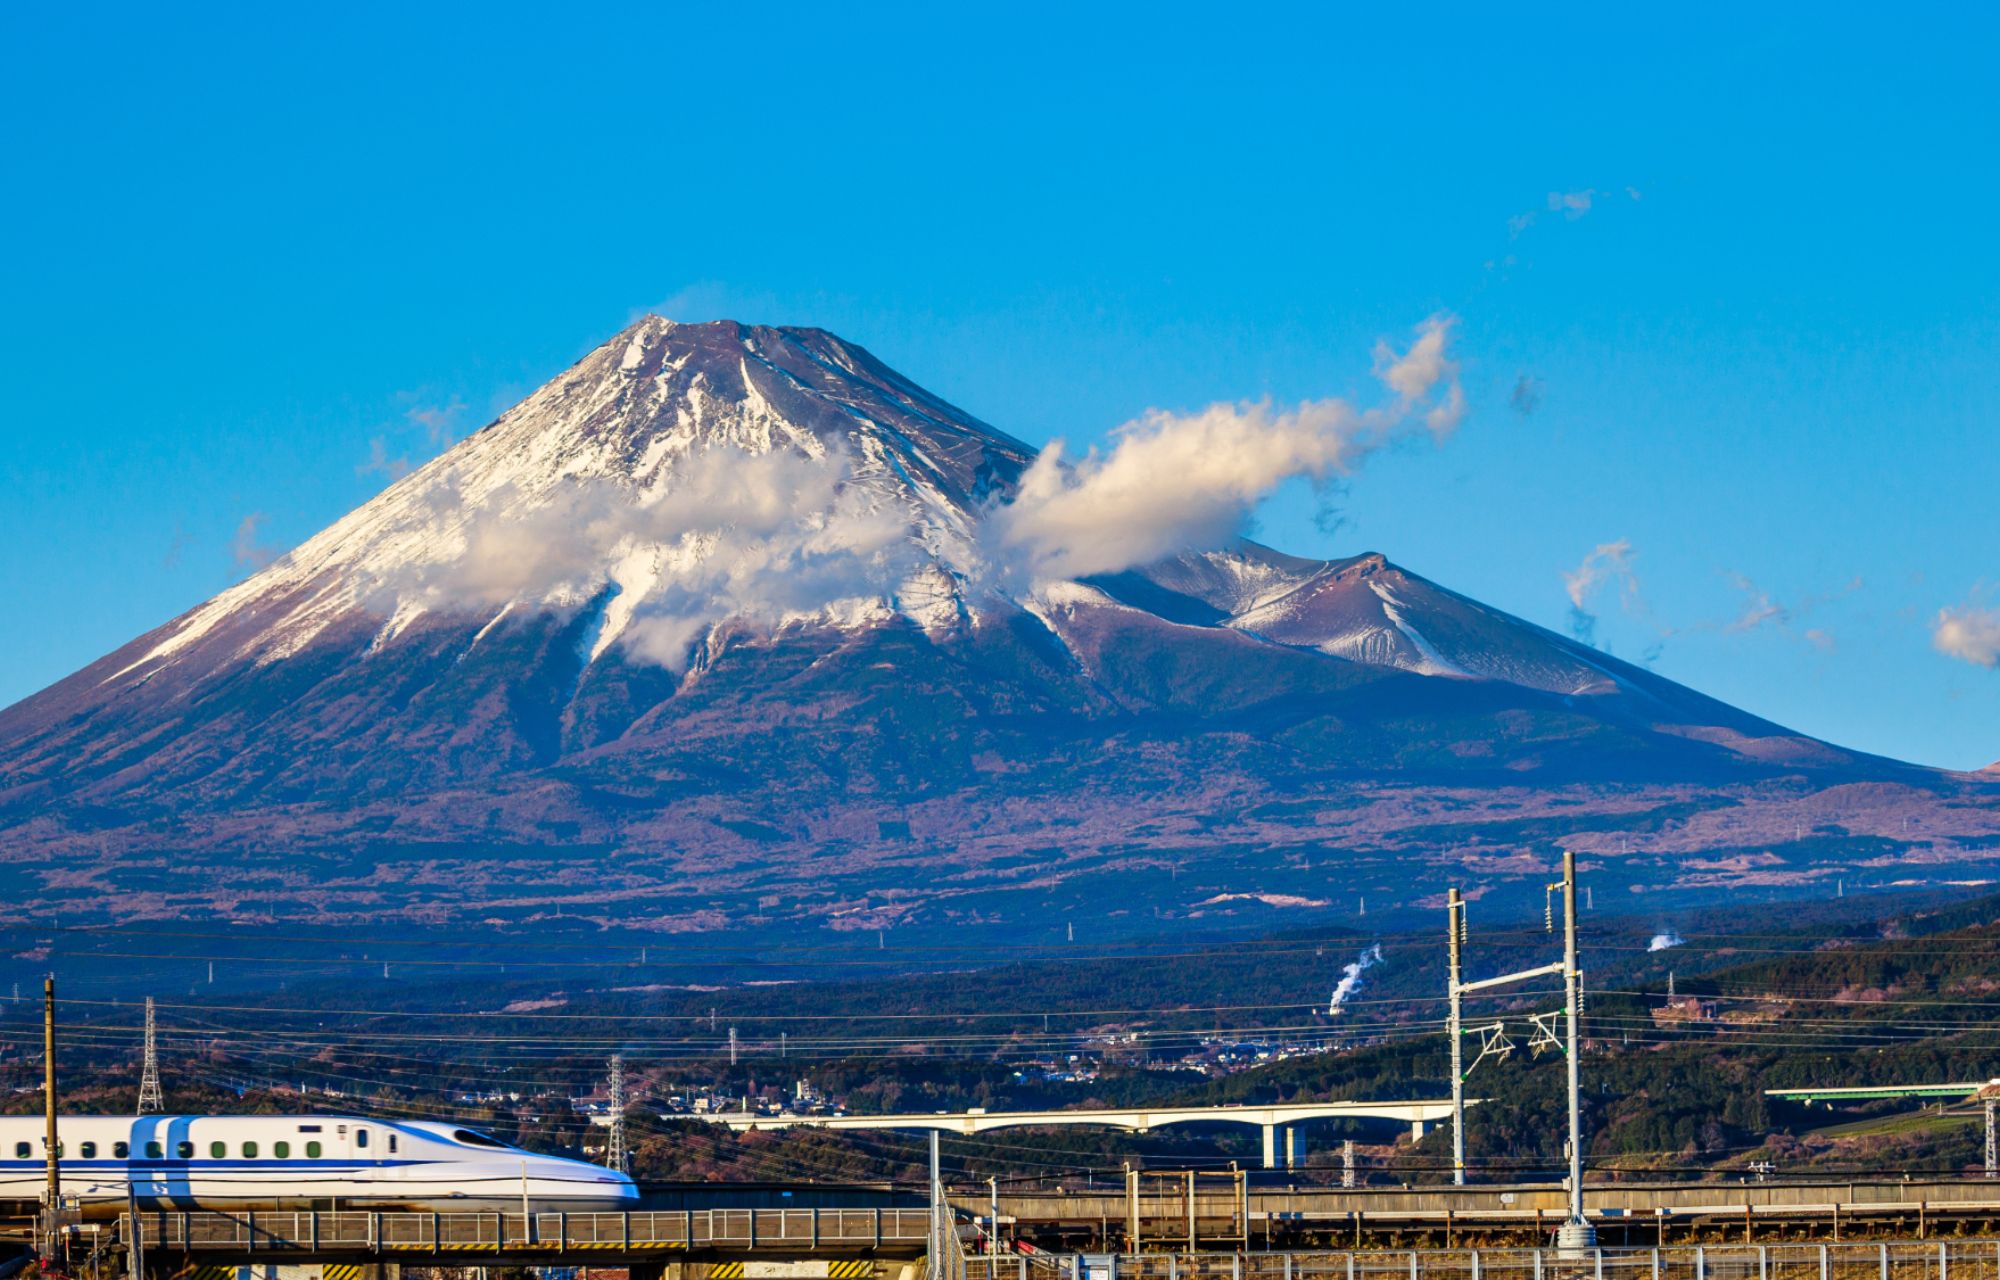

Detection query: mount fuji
(1, 319), (1992, 939)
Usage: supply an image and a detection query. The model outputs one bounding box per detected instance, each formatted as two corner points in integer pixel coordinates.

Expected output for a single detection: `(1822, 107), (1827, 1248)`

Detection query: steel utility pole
(1986, 1096), (1996, 1179)
(42, 975), (63, 1261)
(1446, 887), (1466, 1185)
(1556, 848), (1593, 1249)
(1441, 851), (1590, 1231)
(137, 996), (163, 1115)
(927, 1129), (946, 1280)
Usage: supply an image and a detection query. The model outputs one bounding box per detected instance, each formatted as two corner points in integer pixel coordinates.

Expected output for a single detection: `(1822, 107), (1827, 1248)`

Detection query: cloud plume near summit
(360, 314), (1468, 668)
(984, 314), (1464, 584)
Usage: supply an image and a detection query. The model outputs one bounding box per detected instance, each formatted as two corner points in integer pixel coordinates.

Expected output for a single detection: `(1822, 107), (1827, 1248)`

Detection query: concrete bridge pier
(1261, 1124), (1311, 1168)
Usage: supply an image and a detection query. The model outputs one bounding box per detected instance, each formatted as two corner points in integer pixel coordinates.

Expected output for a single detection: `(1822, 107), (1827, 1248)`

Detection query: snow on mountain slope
(110, 319), (1036, 685)
(30, 316), (1825, 748)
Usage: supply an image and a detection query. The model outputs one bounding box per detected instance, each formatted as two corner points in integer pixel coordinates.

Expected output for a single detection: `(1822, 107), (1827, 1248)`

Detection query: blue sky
(2, 5), (1995, 768)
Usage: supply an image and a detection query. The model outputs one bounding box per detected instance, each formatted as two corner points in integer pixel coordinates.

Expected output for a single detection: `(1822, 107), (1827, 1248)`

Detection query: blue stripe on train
(0, 1159), (438, 1170)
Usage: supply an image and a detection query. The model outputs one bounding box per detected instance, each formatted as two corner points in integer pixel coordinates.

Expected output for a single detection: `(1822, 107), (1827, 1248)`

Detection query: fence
(969, 1242), (2000, 1280)
(117, 1208), (934, 1253)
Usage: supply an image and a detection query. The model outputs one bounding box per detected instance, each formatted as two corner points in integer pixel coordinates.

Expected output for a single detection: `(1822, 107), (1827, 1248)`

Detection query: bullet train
(0, 1115), (637, 1212)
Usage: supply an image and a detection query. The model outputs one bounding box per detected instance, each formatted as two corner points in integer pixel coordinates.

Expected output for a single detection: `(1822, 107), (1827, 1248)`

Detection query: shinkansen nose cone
(518, 1155), (639, 1210)
(0, 1114), (639, 1214)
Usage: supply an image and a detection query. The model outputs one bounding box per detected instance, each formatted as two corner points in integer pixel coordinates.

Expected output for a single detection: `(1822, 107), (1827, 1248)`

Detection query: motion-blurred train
(0, 1115), (637, 1211)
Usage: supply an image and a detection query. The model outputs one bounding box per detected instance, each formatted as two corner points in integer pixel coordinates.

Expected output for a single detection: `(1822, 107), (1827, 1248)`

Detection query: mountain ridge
(0, 318), (1992, 937)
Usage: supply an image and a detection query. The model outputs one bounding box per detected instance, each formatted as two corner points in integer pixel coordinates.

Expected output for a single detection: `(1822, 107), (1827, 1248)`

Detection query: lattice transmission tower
(137, 996), (163, 1115)
(606, 1054), (628, 1173)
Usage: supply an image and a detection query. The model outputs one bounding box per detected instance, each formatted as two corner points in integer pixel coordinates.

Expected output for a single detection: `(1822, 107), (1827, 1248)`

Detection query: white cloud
(231, 513), (280, 571)
(375, 446), (917, 670)
(1507, 186), (1641, 239)
(1562, 539), (1638, 646)
(1934, 602), (2000, 668)
(1725, 573), (1790, 632)
(1549, 189), (1596, 217)
(407, 399), (467, 448)
(985, 314), (1466, 584)
(357, 437), (415, 482)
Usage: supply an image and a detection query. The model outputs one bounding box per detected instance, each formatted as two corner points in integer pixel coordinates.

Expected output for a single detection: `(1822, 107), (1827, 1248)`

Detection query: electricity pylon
(606, 1054), (629, 1173)
(136, 997), (163, 1115)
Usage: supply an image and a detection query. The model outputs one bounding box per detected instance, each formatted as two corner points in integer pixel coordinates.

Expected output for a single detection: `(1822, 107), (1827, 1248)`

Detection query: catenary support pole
(1448, 886), (1466, 1186)
(43, 975), (62, 1261)
(1556, 849), (1594, 1250)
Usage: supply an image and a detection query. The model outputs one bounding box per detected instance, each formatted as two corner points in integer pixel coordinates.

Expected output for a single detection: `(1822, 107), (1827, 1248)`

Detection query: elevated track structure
(700, 1102), (1464, 1170)
(22, 1178), (2000, 1278)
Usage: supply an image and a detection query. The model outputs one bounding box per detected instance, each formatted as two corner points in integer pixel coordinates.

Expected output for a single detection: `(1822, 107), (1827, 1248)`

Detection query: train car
(0, 1115), (636, 1212)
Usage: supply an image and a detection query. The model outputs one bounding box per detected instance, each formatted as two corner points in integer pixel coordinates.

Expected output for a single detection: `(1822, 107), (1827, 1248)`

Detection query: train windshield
(452, 1129), (511, 1149)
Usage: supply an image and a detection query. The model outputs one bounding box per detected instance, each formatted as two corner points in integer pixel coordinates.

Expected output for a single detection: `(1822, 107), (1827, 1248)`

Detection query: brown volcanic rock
(2, 319), (1996, 936)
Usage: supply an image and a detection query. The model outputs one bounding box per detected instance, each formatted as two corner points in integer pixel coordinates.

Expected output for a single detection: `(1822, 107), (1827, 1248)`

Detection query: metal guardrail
(117, 1208), (933, 1254)
(966, 1241), (2000, 1280)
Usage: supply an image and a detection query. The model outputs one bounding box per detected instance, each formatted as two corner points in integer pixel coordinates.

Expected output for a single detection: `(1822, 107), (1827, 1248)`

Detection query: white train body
(0, 1115), (636, 1211)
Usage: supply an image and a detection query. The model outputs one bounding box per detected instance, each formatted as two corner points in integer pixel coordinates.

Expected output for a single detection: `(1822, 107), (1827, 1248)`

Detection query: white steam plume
(1647, 930), (1684, 952)
(1327, 943), (1383, 1016)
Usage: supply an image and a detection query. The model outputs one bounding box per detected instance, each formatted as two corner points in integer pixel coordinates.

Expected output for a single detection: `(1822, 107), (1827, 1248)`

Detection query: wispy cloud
(163, 521), (195, 571)
(231, 513), (280, 571)
(1725, 573), (1789, 632)
(356, 437), (415, 482)
(406, 398), (466, 448)
(1934, 598), (2000, 668)
(1719, 573), (1860, 648)
(1509, 374), (1542, 416)
(1507, 185), (1642, 240)
(1563, 539), (1639, 646)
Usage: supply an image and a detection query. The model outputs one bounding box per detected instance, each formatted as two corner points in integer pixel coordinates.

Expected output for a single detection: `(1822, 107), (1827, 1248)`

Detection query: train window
(274, 1141), (290, 1158)
(80, 1142), (97, 1158)
(452, 1129), (508, 1149)
(11, 1142), (25, 1158)
(146, 1141), (163, 1158)
(177, 1141), (194, 1159)
(387, 1134), (397, 1154)
(114, 1142), (129, 1158)
(210, 1141), (226, 1158)
(242, 1141), (258, 1158)
(305, 1141), (322, 1158)
(356, 1128), (369, 1148)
